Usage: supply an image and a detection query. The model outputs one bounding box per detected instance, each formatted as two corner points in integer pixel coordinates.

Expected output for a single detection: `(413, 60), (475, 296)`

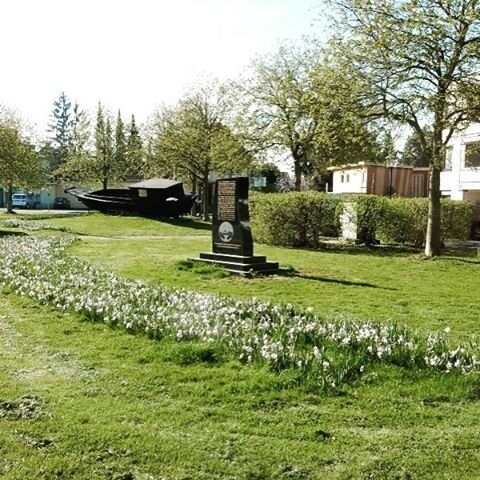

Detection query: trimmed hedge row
(350, 195), (473, 246)
(249, 192), (473, 248)
(249, 192), (341, 248)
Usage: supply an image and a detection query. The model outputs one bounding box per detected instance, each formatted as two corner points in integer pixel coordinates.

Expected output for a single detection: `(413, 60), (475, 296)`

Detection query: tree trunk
(294, 158), (302, 192)
(425, 165), (442, 256)
(6, 181), (13, 214)
(102, 178), (108, 190)
(202, 172), (210, 221)
(190, 176), (198, 216)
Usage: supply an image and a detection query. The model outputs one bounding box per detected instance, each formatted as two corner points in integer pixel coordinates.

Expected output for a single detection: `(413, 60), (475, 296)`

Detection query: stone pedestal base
(194, 252), (279, 275)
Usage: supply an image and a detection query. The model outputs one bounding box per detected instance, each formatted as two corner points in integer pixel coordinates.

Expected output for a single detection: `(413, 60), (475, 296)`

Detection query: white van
(12, 193), (40, 209)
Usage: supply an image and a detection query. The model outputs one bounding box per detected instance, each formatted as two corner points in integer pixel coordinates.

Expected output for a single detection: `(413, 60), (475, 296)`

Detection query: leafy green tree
(38, 141), (57, 172)
(143, 107), (176, 180)
(48, 91), (72, 172)
(234, 43), (321, 191)
(307, 59), (382, 171)
(126, 115), (144, 177)
(249, 162), (282, 192)
(235, 42), (379, 190)
(400, 129), (433, 167)
(0, 119), (44, 213)
(148, 83), (253, 220)
(327, 0), (480, 256)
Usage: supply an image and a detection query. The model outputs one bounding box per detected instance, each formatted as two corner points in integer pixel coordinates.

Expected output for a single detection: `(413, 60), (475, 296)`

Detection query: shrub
(250, 192), (472, 248)
(441, 199), (473, 242)
(377, 197), (429, 246)
(341, 196), (472, 246)
(250, 192), (341, 247)
(376, 197), (472, 247)
(343, 195), (388, 245)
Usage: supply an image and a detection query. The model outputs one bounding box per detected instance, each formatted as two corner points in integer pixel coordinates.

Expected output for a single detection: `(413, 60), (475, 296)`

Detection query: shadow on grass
(162, 216), (212, 231)
(0, 230), (27, 237)
(176, 259), (231, 278)
(276, 241), (480, 260)
(274, 266), (396, 290)
(319, 244), (420, 257)
(440, 255), (480, 265)
(296, 274), (396, 289)
(270, 241), (421, 258)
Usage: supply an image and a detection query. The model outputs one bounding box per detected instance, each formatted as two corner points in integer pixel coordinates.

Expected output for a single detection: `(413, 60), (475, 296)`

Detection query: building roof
(327, 162), (428, 172)
(327, 162), (373, 171)
(128, 178), (182, 190)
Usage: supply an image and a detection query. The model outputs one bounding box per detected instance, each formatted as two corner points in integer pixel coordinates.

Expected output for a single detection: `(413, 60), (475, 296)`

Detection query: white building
(441, 123), (480, 204)
(328, 162), (428, 197)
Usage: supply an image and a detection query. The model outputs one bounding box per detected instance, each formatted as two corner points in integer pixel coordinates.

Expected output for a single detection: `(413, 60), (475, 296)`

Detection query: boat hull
(66, 187), (197, 218)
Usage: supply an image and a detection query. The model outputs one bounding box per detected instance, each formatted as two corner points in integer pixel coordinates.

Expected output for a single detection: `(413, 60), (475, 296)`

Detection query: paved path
(78, 234), (209, 240)
(0, 208), (87, 215)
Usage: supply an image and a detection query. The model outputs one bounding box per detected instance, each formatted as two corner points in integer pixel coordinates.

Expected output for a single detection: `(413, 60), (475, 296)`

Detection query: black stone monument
(196, 177), (279, 275)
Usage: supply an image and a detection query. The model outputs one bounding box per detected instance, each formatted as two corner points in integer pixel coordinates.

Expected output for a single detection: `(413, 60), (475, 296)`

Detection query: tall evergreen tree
(105, 118), (114, 178)
(95, 103), (106, 164)
(378, 131), (398, 166)
(70, 102), (90, 156)
(400, 129), (433, 167)
(94, 103), (114, 189)
(114, 110), (127, 174)
(126, 114), (144, 177)
(48, 91), (72, 171)
(60, 103), (120, 188)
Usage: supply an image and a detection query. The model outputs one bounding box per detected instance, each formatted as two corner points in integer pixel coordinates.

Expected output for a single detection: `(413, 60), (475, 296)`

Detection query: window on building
(465, 141), (480, 168)
(444, 146), (453, 170)
(345, 174), (350, 183)
(340, 174), (344, 183)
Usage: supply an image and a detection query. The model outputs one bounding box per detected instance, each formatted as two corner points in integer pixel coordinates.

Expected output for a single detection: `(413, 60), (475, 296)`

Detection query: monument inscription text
(217, 181), (237, 222)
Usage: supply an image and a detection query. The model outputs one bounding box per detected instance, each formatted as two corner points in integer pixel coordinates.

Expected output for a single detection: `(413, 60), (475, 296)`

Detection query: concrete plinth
(195, 252), (279, 275)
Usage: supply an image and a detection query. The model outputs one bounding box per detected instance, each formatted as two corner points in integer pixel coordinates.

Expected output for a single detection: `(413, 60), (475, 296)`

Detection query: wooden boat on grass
(66, 178), (197, 218)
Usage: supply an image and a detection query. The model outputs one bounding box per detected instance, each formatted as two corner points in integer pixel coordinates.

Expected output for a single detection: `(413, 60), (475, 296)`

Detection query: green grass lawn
(29, 212), (211, 237)
(41, 213), (479, 342)
(2, 212), (480, 478)
(2, 294), (480, 480)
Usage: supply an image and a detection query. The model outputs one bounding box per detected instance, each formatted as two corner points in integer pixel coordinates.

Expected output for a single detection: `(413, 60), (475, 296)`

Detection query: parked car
(12, 193), (39, 209)
(53, 197), (71, 209)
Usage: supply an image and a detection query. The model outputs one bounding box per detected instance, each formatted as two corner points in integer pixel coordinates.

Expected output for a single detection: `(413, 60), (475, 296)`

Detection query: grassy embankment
(1, 213), (480, 479)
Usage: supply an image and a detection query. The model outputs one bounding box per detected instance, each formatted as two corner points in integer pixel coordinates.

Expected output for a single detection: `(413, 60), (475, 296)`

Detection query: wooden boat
(66, 178), (197, 218)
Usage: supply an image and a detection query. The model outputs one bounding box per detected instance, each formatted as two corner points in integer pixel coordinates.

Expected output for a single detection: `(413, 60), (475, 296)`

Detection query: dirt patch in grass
(0, 395), (44, 420)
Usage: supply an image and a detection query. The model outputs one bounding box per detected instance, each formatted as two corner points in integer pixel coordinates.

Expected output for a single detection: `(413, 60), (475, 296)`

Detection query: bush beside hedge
(250, 192), (341, 248)
(347, 195), (473, 246)
(250, 192), (473, 248)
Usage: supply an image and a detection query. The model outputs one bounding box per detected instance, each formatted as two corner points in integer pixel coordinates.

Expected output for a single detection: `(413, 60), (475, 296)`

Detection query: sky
(0, 0), (321, 136)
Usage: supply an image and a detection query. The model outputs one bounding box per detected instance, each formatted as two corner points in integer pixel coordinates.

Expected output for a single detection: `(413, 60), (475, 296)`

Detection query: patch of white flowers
(0, 236), (479, 386)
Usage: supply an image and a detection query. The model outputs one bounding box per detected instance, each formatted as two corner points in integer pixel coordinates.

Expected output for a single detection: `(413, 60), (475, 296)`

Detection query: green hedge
(249, 192), (341, 247)
(343, 195), (473, 246)
(249, 192), (473, 248)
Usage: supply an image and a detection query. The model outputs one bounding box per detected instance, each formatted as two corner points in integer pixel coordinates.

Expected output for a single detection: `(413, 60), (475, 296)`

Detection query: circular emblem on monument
(218, 222), (234, 242)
